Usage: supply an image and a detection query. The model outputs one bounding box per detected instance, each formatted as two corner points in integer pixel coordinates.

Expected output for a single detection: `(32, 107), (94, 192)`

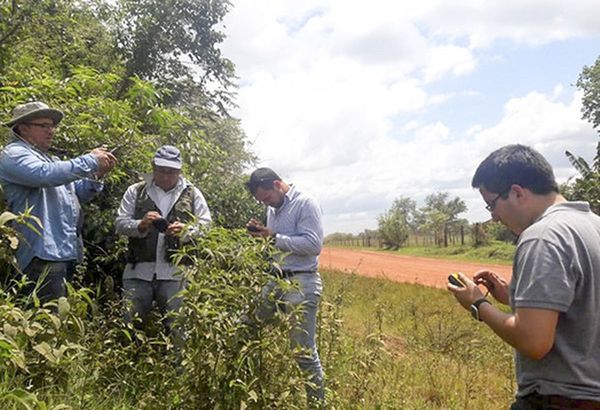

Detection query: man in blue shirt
(0, 101), (116, 303)
(246, 167), (325, 405)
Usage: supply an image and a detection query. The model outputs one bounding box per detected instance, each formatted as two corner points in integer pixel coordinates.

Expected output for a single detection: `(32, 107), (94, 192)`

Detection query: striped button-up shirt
(267, 185), (323, 272)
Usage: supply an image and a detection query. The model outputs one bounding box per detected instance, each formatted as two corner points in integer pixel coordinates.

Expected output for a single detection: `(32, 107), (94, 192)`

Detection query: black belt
(279, 270), (316, 278)
(521, 392), (600, 410)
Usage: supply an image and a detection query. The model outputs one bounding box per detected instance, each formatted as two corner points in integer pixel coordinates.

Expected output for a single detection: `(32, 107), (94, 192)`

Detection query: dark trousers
(23, 258), (76, 304)
(511, 393), (600, 410)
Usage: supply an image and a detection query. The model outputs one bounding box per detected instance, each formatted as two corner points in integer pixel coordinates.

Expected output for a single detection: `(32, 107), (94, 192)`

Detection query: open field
(321, 269), (515, 409)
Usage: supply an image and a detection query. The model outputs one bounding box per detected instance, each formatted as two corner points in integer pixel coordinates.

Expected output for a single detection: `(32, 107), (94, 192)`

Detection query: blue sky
(424, 38), (600, 130)
(221, 1), (600, 234)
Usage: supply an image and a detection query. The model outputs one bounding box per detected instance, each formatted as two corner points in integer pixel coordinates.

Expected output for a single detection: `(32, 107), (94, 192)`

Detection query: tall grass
(322, 270), (515, 409)
(0, 230), (515, 409)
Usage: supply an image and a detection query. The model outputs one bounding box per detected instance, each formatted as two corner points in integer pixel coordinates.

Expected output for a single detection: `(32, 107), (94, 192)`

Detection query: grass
(322, 268), (515, 409)
(1, 265), (516, 409)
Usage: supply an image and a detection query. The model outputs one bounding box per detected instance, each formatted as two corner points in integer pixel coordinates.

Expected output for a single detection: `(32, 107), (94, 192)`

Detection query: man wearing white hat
(0, 101), (117, 303)
(115, 145), (211, 331)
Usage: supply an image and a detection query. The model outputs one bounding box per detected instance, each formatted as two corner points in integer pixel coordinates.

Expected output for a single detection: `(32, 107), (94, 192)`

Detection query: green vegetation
(0, 231), (316, 409)
(325, 241), (515, 265)
(0, 249), (517, 409)
(322, 270), (515, 409)
(561, 56), (600, 214)
(393, 241), (514, 265)
(377, 193), (468, 249)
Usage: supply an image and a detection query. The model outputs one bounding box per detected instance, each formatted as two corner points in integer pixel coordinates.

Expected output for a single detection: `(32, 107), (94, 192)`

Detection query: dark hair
(246, 167), (282, 195)
(471, 144), (559, 195)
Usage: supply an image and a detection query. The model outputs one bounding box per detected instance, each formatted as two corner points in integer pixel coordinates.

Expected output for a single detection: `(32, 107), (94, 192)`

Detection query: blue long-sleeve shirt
(267, 185), (323, 272)
(0, 132), (102, 269)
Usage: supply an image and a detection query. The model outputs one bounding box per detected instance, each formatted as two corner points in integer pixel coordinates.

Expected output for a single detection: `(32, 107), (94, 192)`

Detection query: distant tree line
(326, 191), (492, 250)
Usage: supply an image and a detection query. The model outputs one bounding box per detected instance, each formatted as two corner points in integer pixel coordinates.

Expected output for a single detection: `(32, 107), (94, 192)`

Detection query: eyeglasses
(485, 189), (510, 212)
(25, 122), (57, 130)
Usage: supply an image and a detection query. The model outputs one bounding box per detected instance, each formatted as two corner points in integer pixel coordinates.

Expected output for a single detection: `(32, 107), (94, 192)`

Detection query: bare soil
(319, 247), (512, 289)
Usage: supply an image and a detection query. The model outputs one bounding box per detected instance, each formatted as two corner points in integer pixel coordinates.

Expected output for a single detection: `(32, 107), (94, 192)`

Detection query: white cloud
(221, 0), (600, 234)
(415, 0), (600, 48)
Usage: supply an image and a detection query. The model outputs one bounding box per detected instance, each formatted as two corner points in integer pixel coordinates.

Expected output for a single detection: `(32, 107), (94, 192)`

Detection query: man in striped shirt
(246, 167), (325, 405)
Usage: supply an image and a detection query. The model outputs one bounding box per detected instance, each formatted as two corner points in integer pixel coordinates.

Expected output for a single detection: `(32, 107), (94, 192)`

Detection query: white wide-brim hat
(5, 101), (64, 127)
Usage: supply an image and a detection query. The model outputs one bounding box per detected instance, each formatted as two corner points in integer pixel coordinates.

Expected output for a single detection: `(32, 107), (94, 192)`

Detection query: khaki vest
(127, 181), (195, 265)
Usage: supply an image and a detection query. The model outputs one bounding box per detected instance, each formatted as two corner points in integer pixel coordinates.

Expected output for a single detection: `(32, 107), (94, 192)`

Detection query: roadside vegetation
(322, 269), (515, 409)
(393, 241), (514, 264)
(325, 240), (515, 265)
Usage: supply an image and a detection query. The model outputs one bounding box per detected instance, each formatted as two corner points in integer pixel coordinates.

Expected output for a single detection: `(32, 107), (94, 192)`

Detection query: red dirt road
(319, 247), (512, 289)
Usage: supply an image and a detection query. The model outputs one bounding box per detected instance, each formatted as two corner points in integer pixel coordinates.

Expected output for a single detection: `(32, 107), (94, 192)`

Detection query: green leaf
(57, 297), (70, 319)
(2, 388), (39, 410)
(33, 342), (57, 364)
(0, 211), (18, 226)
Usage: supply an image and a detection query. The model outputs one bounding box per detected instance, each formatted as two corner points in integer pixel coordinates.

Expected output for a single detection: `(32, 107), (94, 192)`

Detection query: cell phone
(448, 273), (465, 287)
(247, 225), (261, 232)
(152, 218), (169, 233)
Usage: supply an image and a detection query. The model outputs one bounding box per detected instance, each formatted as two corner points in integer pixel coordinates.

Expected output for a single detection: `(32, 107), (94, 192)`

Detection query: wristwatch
(470, 298), (491, 321)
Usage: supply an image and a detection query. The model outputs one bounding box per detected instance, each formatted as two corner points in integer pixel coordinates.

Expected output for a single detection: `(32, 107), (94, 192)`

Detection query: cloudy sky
(220, 0), (600, 235)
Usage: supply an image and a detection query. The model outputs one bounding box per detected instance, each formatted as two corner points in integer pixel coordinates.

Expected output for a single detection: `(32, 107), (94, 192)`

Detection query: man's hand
(166, 221), (185, 237)
(138, 211), (162, 233)
(473, 270), (510, 305)
(246, 218), (273, 238)
(91, 147), (117, 177)
(447, 271), (486, 310)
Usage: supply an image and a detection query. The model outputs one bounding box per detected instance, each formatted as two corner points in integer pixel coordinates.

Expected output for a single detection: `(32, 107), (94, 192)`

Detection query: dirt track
(319, 247), (512, 289)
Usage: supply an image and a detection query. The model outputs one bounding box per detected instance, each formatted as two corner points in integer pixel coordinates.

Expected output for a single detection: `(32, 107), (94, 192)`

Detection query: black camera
(448, 273), (465, 288)
(152, 218), (169, 233)
(247, 225), (261, 232)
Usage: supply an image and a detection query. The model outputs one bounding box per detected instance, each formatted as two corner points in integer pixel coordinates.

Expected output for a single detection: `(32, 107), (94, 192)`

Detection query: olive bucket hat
(5, 101), (64, 128)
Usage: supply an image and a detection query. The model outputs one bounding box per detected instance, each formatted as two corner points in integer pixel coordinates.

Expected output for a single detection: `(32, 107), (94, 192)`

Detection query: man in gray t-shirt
(448, 145), (600, 409)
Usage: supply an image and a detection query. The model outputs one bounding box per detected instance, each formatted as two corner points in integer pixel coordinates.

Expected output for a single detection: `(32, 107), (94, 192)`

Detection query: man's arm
(191, 186), (212, 227)
(115, 184), (149, 238)
(273, 197), (323, 256)
(449, 272), (558, 360)
(479, 304), (558, 360)
(0, 147), (99, 188)
(73, 148), (117, 202)
(73, 178), (104, 203)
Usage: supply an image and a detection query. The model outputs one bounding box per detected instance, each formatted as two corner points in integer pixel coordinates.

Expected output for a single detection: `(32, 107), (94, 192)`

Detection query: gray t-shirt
(510, 201), (600, 400)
